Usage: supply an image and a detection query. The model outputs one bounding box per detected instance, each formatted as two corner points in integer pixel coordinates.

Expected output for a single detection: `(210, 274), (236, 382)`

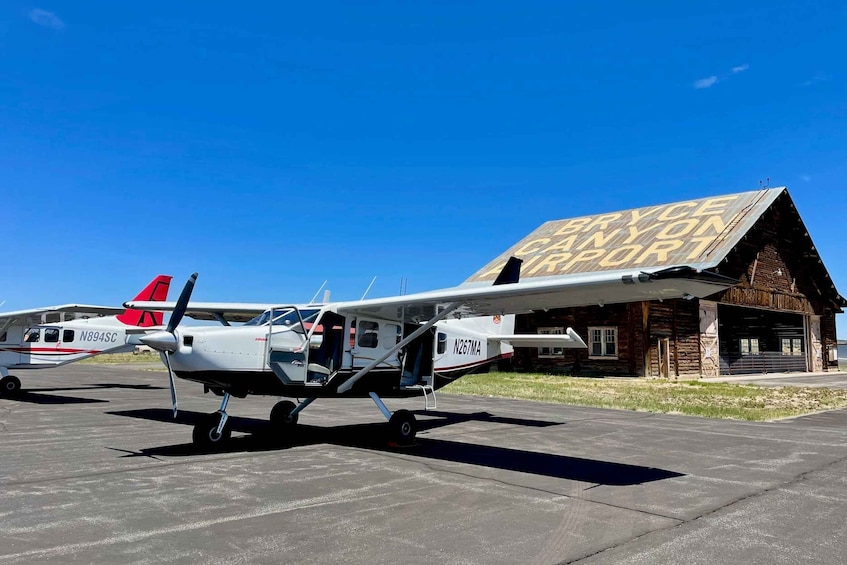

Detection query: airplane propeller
(139, 272), (198, 418)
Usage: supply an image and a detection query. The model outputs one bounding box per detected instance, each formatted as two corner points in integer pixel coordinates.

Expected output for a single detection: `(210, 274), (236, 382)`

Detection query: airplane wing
(334, 266), (736, 322)
(0, 304), (127, 326)
(121, 301), (277, 323)
(126, 265), (735, 326)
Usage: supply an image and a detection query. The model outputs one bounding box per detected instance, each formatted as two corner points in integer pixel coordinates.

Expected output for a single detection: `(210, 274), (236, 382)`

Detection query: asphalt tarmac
(1, 364), (846, 564)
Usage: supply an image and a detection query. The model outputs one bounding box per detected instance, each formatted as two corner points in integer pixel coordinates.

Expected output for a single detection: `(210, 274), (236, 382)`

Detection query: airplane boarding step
(402, 382), (436, 410)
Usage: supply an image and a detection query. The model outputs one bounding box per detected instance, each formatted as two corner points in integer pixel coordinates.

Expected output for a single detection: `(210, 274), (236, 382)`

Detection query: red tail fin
(116, 275), (173, 327)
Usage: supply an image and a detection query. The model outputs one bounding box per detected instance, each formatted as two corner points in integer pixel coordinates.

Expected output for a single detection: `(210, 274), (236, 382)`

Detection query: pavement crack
(560, 451), (847, 564)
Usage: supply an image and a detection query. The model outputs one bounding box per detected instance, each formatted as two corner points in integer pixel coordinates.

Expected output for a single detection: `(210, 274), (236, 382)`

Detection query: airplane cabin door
(0, 326), (24, 367)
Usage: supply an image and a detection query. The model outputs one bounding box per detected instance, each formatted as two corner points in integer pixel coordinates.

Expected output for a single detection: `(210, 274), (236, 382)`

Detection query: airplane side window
(358, 321), (379, 348)
(44, 328), (60, 343)
(437, 332), (447, 354)
(0, 331), (6, 342)
(24, 328), (40, 343)
(63, 330), (75, 342)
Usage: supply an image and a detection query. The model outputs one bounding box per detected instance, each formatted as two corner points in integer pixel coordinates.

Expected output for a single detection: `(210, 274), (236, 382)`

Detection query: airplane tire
(388, 409), (416, 445)
(192, 414), (232, 446)
(0, 376), (21, 396)
(270, 400), (299, 429)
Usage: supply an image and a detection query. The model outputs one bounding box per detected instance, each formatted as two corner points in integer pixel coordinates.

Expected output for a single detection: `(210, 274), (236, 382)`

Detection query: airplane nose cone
(139, 330), (178, 352)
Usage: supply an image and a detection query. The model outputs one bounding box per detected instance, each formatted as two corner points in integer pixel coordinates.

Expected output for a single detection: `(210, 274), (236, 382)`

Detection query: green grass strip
(443, 371), (847, 421)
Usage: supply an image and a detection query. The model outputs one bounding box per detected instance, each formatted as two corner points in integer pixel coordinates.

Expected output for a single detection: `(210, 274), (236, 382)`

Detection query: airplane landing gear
(270, 400), (298, 428)
(269, 398), (314, 433)
(0, 375), (21, 397)
(193, 413), (232, 446)
(193, 392), (232, 447)
(370, 392), (417, 446)
(388, 409), (417, 445)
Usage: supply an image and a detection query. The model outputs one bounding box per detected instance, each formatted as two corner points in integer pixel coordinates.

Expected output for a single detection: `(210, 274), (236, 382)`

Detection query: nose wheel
(192, 392), (232, 447)
(193, 413), (232, 446)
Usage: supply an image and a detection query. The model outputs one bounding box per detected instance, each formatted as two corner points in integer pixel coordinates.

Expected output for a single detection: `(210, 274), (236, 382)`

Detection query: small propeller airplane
(127, 260), (735, 447)
(0, 275), (172, 396)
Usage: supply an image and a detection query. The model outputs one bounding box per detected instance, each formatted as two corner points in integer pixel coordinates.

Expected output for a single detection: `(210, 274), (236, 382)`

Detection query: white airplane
(0, 275), (173, 396)
(127, 260), (735, 447)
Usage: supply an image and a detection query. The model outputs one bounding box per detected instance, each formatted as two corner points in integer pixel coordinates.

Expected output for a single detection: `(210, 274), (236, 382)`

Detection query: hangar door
(718, 305), (806, 375)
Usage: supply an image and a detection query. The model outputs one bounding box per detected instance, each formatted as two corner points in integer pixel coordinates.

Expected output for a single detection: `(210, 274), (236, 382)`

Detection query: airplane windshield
(243, 308), (320, 329)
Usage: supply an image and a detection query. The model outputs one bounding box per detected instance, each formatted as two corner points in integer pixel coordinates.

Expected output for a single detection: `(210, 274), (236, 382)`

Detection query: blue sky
(2, 1), (846, 334)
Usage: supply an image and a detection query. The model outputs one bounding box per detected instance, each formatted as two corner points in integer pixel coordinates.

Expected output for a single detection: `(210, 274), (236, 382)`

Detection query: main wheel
(270, 400), (298, 430)
(0, 376), (21, 397)
(192, 413), (232, 447)
(388, 409), (417, 445)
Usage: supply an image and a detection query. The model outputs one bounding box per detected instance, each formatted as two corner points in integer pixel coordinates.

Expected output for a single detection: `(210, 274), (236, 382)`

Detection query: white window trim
(588, 326), (619, 360)
(537, 327), (565, 357)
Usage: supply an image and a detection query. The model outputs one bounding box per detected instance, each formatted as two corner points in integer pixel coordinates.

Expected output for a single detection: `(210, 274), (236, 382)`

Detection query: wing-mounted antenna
(309, 280), (328, 304)
(360, 276), (377, 300)
(492, 256), (523, 286)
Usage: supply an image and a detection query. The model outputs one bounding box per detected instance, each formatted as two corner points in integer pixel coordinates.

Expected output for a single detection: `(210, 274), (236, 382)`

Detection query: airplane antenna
(309, 280), (328, 304)
(322, 290), (331, 303)
(399, 277), (407, 296)
(360, 276), (377, 300)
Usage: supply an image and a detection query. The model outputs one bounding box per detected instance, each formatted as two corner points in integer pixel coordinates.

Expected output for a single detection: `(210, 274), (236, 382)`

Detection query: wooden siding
(514, 190), (842, 377)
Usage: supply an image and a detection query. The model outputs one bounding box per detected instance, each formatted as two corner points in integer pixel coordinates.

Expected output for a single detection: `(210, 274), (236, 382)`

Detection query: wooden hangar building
(466, 187), (845, 378)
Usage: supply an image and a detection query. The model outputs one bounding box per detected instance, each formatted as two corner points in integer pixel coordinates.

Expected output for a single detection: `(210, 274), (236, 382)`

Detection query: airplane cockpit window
(44, 328), (60, 343)
(63, 330), (75, 342)
(244, 308), (321, 333)
(24, 328), (40, 343)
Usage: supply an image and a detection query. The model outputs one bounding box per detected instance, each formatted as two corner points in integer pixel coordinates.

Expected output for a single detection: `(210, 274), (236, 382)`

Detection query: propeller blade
(163, 351), (179, 418)
(167, 272), (198, 333)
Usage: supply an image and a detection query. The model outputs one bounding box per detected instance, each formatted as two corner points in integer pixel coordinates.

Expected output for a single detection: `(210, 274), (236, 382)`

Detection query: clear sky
(2, 2), (846, 335)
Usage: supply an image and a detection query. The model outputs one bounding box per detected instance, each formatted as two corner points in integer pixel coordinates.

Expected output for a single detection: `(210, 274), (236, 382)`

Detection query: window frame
(740, 337), (760, 356)
(588, 326), (619, 360)
(536, 327), (565, 358)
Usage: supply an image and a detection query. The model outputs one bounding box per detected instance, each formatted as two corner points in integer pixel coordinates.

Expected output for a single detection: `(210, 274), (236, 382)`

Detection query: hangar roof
(465, 187), (845, 308)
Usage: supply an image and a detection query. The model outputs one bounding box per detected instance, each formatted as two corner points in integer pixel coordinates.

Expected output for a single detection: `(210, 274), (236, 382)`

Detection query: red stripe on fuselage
(0, 347), (102, 355)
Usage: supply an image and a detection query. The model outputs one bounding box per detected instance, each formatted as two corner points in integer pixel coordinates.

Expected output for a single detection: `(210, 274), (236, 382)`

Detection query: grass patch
(80, 352), (161, 364)
(442, 371), (847, 421)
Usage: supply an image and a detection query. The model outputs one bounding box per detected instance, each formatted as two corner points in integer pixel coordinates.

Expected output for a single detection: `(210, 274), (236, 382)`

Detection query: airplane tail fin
(116, 275), (173, 327)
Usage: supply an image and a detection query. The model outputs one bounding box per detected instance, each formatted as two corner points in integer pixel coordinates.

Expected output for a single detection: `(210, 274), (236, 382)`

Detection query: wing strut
(336, 302), (461, 394)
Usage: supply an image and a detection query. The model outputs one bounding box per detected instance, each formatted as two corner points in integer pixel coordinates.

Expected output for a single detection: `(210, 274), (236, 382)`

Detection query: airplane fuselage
(164, 311), (513, 399)
(0, 317), (140, 371)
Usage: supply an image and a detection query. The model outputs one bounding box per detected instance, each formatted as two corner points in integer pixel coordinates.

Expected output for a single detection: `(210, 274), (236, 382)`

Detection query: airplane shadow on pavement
(0, 383), (164, 405)
(107, 408), (684, 486)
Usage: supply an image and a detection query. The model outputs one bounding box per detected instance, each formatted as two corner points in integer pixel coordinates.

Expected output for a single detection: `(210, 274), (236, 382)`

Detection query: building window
(781, 338), (803, 356)
(537, 327), (564, 357)
(740, 337), (760, 355)
(589, 327), (618, 359)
